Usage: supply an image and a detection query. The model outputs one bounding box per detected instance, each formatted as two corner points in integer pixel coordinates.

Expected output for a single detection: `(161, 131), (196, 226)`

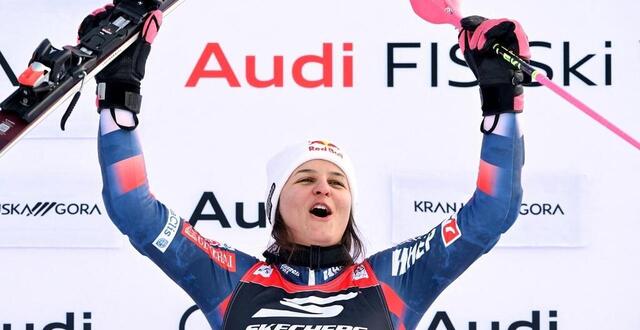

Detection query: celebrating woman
(87, 5), (528, 329)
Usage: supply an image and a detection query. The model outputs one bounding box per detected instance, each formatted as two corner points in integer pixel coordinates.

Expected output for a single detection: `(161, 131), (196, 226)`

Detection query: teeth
(310, 204), (331, 217)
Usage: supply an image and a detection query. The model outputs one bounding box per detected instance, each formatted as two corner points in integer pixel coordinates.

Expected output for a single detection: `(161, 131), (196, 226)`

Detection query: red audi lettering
(186, 43), (354, 88)
(185, 43), (241, 87)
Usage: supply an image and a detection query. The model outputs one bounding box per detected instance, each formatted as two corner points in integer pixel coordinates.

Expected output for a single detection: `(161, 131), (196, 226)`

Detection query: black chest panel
(223, 263), (394, 330)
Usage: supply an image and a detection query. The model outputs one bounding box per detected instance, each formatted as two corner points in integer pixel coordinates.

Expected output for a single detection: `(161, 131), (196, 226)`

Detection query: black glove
(78, 3), (162, 129)
(458, 16), (530, 122)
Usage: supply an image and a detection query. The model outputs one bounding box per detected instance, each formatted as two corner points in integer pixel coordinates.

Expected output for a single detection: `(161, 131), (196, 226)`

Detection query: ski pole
(492, 44), (639, 150)
(409, 0), (640, 151)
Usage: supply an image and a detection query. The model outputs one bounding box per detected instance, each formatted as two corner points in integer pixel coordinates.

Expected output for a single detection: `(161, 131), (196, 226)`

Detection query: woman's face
(278, 159), (352, 247)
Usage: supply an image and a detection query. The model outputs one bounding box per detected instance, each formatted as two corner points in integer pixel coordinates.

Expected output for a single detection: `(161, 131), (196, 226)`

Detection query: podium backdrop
(1, 0), (638, 329)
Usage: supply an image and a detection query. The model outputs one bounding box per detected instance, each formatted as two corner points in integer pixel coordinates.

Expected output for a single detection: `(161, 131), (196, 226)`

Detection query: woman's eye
(330, 180), (345, 188)
(297, 177), (314, 184)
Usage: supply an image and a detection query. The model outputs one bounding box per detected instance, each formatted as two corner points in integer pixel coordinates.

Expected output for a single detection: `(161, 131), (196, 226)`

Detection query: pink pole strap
(534, 73), (640, 151)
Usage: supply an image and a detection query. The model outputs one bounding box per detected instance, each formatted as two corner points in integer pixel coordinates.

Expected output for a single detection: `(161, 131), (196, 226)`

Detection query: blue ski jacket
(98, 111), (524, 330)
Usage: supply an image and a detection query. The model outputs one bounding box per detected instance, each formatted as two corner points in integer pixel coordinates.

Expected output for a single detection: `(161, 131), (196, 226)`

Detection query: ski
(0, 0), (185, 159)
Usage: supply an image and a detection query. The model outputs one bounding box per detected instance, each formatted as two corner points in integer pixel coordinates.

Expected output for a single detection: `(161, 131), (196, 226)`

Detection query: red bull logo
(308, 140), (343, 158)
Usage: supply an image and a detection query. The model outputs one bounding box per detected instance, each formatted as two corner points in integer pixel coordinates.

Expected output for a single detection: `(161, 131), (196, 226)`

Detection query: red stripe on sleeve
(218, 294), (232, 317)
(380, 282), (406, 324)
(112, 155), (147, 194)
(476, 159), (498, 197)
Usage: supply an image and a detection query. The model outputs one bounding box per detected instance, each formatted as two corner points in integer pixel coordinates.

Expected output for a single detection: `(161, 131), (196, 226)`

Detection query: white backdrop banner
(0, 0), (638, 330)
(391, 171), (587, 247)
(0, 139), (121, 248)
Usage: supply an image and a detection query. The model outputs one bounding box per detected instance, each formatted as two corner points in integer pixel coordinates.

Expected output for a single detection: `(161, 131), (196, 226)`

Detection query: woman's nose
(314, 180), (331, 196)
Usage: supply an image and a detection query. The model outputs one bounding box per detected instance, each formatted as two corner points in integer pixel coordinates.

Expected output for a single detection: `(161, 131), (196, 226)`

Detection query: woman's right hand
(78, 3), (163, 122)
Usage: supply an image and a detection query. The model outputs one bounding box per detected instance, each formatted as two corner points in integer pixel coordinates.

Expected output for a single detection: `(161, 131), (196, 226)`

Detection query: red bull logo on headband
(308, 140), (343, 158)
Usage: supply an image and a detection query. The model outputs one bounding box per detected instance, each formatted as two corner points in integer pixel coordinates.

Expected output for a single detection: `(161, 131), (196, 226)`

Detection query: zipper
(374, 285), (396, 329)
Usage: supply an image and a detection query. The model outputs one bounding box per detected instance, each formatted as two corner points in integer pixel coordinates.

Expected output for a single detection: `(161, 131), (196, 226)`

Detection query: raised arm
(367, 17), (529, 329)
(85, 6), (257, 328)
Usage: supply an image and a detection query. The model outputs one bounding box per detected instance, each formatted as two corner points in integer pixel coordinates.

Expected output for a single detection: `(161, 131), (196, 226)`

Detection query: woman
(88, 6), (527, 329)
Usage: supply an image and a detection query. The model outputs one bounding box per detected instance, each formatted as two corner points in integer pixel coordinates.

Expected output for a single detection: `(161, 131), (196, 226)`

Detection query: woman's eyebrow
(294, 168), (316, 174)
(293, 169), (345, 177)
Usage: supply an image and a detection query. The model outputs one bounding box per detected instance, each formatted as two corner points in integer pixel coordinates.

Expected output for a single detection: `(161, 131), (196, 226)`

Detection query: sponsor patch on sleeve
(441, 214), (462, 247)
(352, 264), (369, 281)
(253, 265), (273, 278)
(152, 209), (180, 253)
(181, 222), (237, 272)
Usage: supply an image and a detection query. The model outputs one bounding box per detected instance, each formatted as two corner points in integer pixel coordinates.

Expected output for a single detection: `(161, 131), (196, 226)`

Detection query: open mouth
(309, 204), (332, 218)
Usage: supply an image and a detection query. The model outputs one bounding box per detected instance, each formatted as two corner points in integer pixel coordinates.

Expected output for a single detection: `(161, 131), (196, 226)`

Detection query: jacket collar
(263, 244), (353, 269)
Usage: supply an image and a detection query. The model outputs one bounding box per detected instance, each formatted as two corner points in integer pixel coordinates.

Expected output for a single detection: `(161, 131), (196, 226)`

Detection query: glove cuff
(96, 81), (142, 114)
(479, 83), (522, 116)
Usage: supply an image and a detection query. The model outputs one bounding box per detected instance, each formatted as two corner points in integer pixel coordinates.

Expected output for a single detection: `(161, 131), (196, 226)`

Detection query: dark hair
(270, 207), (365, 264)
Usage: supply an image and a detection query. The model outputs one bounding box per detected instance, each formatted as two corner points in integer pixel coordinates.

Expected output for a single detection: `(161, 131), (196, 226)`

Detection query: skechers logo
(252, 292), (358, 319)
(246, 325), (367, 330)
(0, 202), (102, 217)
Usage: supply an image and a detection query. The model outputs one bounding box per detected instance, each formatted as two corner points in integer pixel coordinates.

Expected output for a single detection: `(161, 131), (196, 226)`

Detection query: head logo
(308, 140), (343, 158)
(441, 215), (462, 247)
